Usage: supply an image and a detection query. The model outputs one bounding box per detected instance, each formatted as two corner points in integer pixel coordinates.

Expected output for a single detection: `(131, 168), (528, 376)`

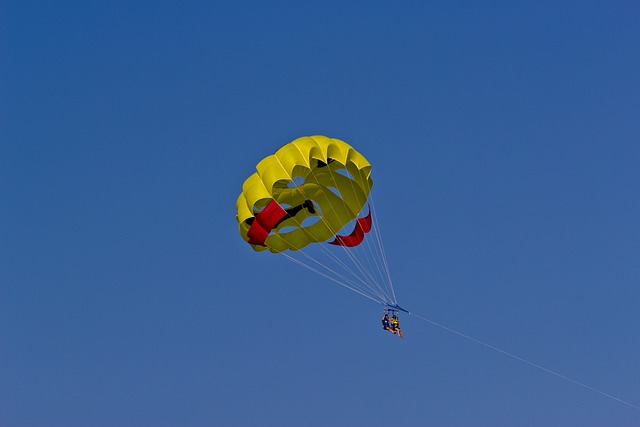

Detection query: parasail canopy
(236, 135), (373, 252)
(236, 135), (398, 307)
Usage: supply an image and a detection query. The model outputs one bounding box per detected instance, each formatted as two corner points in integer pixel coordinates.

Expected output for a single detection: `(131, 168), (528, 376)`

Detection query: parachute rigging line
(279, 251), (381, 304)
(275, 139), (396, 306)
(279, 193), (395, 305)
(321, 158), (396, 305)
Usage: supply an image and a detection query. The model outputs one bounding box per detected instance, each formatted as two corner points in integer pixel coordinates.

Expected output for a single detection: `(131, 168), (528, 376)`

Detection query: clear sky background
(2, 1), (640, 426)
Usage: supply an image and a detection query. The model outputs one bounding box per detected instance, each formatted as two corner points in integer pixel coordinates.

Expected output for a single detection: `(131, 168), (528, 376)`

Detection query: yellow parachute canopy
(236, 136), (373, 253)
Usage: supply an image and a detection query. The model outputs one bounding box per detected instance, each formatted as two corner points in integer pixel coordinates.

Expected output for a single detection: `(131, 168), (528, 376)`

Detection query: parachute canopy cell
(236, 136), (373, 253)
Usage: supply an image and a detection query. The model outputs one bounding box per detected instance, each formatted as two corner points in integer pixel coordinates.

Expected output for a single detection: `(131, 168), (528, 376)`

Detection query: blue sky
(2, 1), (640, 426)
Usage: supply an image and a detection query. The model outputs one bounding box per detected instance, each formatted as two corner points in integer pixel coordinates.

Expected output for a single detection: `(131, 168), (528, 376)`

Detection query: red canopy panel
(329, 210), (372, 247)
(246, 200), (287, 246)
